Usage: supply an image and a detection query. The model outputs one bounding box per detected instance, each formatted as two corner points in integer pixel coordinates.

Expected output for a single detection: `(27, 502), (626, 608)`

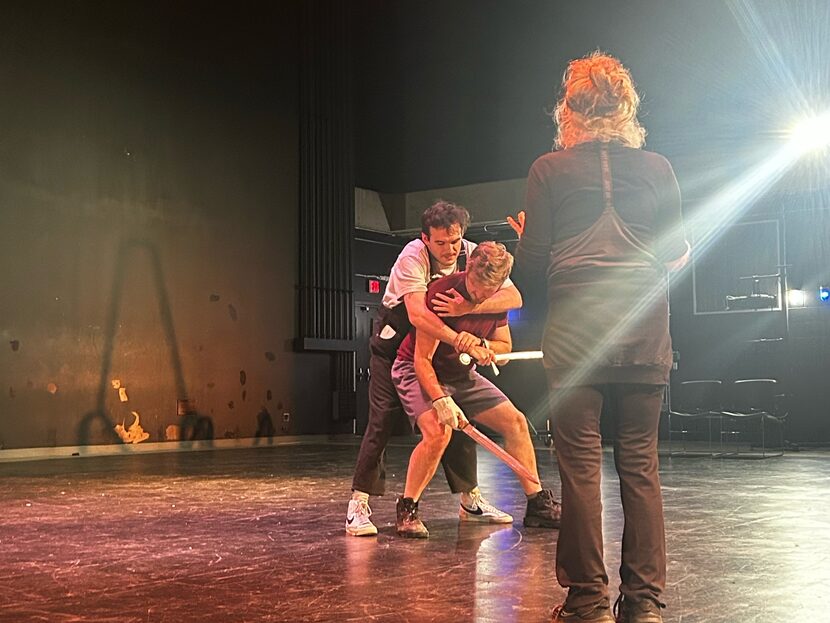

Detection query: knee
(421, 426), (452, 456)
(504, 408), (530, 438)
(553, 410), (601, 448)
(615, 447), (659, 478)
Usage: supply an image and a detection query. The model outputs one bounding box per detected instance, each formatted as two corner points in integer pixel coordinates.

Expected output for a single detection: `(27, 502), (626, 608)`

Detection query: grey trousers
(351, 334), (478, 496)
(550, 382), (666, 611)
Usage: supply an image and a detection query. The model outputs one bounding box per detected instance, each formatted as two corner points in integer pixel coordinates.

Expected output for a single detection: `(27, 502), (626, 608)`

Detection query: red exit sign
(367, 279), (381, 294)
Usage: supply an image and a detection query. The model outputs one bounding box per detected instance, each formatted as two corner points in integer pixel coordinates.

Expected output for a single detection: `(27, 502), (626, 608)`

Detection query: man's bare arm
(459, 323), (513, 365)
(432, 284), (522, 317)
(472, 283), (522, 314)
(415, 331), (468, 429)
(404, 291), (460, 347)
(487, 324), (513, 356)
(413, 331), (444, 402)
(405, 291), (487, 354)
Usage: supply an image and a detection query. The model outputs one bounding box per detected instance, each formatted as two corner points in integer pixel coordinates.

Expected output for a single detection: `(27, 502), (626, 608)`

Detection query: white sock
(351, 490), (369, 503)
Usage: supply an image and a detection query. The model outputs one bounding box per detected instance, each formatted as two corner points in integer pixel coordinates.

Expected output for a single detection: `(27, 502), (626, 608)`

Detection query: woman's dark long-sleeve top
(515, 140), (688, 387)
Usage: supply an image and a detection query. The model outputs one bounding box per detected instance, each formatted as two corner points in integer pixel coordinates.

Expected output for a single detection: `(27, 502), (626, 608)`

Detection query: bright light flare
(789, 111), (830, 153)
(786, 289), (807, 308)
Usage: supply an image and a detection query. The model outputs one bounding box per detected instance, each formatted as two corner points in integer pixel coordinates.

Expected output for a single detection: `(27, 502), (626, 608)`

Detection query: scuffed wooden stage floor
(1, 439), (828, 622)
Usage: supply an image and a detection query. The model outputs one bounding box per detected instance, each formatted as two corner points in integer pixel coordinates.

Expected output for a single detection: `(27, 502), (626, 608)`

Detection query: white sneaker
(345, 498), (378, 536)
(459, 490), (513, 524)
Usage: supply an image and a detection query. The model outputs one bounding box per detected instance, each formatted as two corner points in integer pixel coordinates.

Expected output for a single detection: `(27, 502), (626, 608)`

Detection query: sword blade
(493, 350), (544, 363)
(458, 350), (544, 365)
(460, 424), (539, 485)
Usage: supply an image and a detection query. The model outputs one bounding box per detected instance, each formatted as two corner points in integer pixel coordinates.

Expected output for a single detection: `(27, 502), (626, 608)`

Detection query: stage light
(789, 111), (830, 154)
(786, 289), (807, 308)
(820, 287), (830, 303)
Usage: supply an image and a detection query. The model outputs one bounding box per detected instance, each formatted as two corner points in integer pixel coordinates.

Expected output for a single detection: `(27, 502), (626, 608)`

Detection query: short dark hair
(421, 200), (470, 236)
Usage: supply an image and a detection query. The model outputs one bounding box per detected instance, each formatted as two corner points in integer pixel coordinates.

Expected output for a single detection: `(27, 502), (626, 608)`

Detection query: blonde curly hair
(553, 51), (646, 150)
(468, 241), (513, 288)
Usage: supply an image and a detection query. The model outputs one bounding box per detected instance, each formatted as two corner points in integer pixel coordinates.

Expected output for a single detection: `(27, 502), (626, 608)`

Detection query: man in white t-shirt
(346, 200), (523, 536)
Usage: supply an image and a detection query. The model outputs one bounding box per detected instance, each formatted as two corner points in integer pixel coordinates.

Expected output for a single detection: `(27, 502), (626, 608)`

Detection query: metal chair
(719, 379), (786, 458)
(666, 380), (724, 457)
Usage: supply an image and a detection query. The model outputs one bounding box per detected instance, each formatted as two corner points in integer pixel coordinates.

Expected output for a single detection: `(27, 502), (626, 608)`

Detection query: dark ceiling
(353, 0), (829, 197)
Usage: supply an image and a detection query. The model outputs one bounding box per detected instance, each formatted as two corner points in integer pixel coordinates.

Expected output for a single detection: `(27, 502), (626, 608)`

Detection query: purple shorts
(391, 358), (509, 428)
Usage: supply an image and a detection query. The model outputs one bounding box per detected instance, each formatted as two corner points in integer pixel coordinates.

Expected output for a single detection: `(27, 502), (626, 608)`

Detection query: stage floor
(1, 439), (828, 622)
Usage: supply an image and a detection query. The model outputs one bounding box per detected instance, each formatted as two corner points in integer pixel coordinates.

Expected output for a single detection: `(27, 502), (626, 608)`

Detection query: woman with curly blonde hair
(553, 51), (646, 150)
(514, 52), (690, 623)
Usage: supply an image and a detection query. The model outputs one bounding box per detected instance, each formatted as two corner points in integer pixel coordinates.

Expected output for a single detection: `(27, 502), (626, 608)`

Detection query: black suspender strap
(457, 241), (468, 271)
(599, 144), (668, 274)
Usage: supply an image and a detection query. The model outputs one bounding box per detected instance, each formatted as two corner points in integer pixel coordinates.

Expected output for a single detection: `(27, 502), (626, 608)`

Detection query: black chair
(666, 380), (724, 457)
(719, 379), (786, 458)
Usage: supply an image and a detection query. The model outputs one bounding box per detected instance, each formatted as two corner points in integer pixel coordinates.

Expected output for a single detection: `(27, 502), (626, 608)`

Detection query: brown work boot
(396, 496), (429, 538)
(550, 602), (615, 622)
(613, 596), (663, 623)
(524, 488), (562, 528)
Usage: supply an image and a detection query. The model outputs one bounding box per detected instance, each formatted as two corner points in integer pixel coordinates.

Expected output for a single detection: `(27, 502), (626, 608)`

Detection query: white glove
(432, 396), (467, 429)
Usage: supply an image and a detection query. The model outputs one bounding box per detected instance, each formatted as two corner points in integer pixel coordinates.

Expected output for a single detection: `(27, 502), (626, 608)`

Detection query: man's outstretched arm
(404, 291), (462, 347)
(432, 283), (522, 317)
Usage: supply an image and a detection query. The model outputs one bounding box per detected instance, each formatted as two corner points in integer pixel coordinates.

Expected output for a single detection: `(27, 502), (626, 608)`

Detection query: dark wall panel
(669, 195), (830, 443)
(354, 0), (762, 194)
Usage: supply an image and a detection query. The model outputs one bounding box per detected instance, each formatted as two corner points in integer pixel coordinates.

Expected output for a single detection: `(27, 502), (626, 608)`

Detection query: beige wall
(0, 3), (337, 450)
(357, 179), (527, 233)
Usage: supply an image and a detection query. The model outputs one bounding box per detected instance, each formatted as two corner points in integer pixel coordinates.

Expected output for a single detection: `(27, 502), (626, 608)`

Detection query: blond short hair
(553, 51), (646, 150)
(468, 241), (513, 288)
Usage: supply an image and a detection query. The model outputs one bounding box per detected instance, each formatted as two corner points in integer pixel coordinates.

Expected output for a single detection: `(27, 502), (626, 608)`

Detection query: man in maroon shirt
(391, 241), (561, 538)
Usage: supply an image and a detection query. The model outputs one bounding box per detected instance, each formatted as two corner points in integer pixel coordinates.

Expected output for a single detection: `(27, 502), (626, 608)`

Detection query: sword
(458, 350), (544, 376)
(458, 421), (540, 485)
